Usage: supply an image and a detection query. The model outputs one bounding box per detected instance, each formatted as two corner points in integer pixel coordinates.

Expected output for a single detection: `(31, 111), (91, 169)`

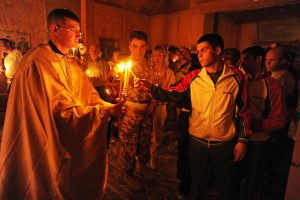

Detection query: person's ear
(256, 55), (263, 64)
(215, 46), (222, 56)
(49, 24), (58, 33)
(281, 58), (290, 67)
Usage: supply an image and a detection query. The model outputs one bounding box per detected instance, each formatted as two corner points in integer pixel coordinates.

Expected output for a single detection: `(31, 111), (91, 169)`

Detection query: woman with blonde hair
(147, 45), (176, 169)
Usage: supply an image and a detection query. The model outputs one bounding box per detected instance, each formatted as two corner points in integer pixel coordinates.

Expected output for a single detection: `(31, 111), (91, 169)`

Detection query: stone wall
(1, 0), (299, 53)
(0, 0), (47, 49)
(93, 3), (150, 53)
(46, 0), (80, 18)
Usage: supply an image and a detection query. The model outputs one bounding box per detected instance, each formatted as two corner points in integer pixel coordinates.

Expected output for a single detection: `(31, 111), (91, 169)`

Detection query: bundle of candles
(116, 60), (136, 99)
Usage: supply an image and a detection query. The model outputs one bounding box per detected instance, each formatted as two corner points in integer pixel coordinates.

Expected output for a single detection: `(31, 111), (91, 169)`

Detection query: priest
(0, 8), (122, 200)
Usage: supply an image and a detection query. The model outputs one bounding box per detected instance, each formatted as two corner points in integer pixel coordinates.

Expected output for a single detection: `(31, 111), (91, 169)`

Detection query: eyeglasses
(56, 24), (82, 35)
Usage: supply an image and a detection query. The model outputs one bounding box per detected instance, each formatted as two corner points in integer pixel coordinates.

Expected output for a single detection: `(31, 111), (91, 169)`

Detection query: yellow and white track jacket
(152, 64), (252, 142)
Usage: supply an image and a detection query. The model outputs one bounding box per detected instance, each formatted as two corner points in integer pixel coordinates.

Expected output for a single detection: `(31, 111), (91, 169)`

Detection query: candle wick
(130, 69), (136, 79)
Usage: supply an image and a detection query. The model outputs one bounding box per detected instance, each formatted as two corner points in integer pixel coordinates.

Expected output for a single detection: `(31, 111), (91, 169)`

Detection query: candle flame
(85, 69), (91, 77)
(125, 60), (132, 69)
(116, 60), (132, 73)
(117, 62), (125, 72)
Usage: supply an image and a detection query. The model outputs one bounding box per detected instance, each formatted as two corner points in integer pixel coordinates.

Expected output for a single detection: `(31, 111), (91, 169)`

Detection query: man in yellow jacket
(135, 33), (252, 200)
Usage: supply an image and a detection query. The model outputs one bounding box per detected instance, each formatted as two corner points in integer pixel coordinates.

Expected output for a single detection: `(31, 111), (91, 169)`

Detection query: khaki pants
(150, 104), (167, 161)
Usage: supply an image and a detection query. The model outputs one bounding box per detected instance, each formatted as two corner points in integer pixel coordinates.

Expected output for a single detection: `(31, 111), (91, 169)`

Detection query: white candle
(124, 60), (132, 92)
(71, 48), (75, 56)
(123, 65), (129, 92)
(117, 60), (132, 99)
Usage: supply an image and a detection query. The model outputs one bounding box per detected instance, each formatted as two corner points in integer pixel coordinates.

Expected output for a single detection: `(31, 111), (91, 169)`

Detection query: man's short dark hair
(197, 33), (224, 50)
(47, 8), (79, 27)
(129, 31), (147, 44)
(168, 45), (179, 54)
(153, 45), (165, 52)
(242, 45), (266, 64)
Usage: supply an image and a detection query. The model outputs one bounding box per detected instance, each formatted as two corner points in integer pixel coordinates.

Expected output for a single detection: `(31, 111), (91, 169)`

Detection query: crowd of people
(0, 8), (299, 200)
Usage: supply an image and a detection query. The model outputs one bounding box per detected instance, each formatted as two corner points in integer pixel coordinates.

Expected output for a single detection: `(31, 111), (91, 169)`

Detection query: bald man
(265, 46), (297, 200)
(266, 47), (296, 106)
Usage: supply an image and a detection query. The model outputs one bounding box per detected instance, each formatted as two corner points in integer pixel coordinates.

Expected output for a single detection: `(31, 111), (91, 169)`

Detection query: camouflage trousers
(119, 101), (153, 174)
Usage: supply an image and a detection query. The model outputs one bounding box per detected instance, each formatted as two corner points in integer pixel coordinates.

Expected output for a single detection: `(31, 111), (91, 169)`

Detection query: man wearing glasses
(0, 8), (122, 200)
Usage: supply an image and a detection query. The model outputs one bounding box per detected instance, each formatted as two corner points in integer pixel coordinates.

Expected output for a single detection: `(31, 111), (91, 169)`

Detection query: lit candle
(4, 62), (10, 73)
(130, 69), (136, 79)
(106, 88), (111, 96)
(4, 61), (12, 79)
(124, 60), (132, 90)
(85, 69), (91, 77)
(123, 63), (129, 97)
(71, 48), (75, 56)
(117, 60), (132, 99)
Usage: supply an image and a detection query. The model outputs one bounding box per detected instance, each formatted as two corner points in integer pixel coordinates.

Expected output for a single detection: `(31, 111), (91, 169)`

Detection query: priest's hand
(109, 100), (125, 118)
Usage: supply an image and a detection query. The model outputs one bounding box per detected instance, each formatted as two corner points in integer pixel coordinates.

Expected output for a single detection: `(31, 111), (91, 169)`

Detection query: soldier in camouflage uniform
(118, 31), (153, 191)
